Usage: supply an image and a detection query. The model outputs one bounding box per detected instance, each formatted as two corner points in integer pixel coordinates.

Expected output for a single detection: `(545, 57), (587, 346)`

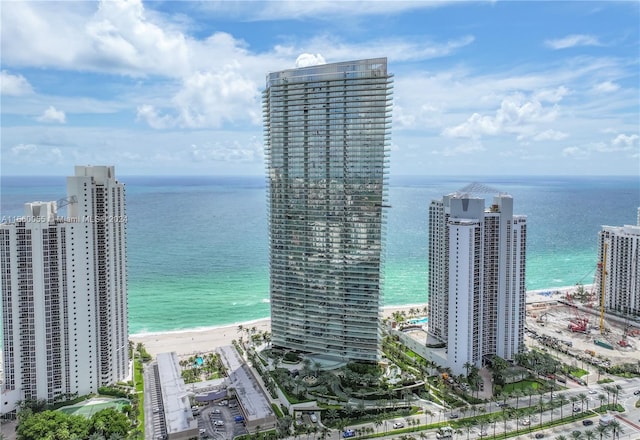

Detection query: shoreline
(130, 304), (421, 357)
(129, 303), (428, 339)
(131, 285), (584, 357)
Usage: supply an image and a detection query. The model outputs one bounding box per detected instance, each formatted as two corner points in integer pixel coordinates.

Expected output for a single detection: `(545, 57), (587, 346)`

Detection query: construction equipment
(595, 339), (614, 350)
(565, 293), (589, 333)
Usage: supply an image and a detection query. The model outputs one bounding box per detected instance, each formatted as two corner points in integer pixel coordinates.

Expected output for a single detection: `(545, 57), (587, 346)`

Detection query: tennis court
(58, 397), (130, 418)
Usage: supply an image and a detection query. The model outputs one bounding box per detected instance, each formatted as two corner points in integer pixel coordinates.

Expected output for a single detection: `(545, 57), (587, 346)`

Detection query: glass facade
(263, 58), (393, 363)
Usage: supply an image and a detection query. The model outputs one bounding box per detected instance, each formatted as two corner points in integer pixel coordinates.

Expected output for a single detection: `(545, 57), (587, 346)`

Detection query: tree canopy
(17, 407), (130, 440)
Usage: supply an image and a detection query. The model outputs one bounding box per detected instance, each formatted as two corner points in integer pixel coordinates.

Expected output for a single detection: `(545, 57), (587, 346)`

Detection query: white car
(393, 422), (405, 429)
(213, 420), (224, 427)
(588, 389), (598, 394)
(310, 413), (318, 423)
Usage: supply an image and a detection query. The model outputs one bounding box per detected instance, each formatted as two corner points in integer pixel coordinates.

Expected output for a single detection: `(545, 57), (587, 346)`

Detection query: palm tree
(373, 417), (383, 434)
(557, 394), (569, 420)
(608, 419), (622, 439)
(598, 393), (606, 409)
(556, 436), (568, 440)
(612, 385), (622, 407)
(595, 424), (609, 440)
(570, 395), (580, 418)
(570, 430), (583, 440)
(512, 389), (523, 411)
(578, 392), (588, 412)
(584, 430), (596, 440)
(424, 409), (433, 426)
(501, 409), (510, 435)
(488, 415), (498, 438)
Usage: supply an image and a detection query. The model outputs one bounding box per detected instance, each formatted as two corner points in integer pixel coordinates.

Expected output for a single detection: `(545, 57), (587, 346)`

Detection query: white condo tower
(1, 166), (128, 415)
(428, 184), (527, 375)
(597, 216), (640, 317)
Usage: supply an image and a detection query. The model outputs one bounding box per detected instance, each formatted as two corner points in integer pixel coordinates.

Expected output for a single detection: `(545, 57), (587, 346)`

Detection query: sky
(1, 0), (638, 177)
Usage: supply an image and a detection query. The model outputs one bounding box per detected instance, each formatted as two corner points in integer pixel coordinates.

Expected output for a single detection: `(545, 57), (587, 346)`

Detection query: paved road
(285, 377), (640, 440)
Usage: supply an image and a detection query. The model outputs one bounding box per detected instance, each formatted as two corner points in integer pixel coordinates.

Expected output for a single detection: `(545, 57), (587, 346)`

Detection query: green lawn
(134, 359), (145, 431)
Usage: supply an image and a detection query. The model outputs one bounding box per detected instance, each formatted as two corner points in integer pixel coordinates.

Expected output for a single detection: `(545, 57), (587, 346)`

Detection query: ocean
(1, 175), (638, 336)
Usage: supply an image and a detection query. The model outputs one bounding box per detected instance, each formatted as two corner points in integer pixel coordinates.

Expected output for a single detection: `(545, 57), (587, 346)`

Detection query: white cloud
(1, 70), (34, 95)
(393, 104), (416, 129)
(137, 67), (260, 129)
(1, 0), (190, 77)
(190, 138), (262, 163)
(593, 81), (620, 93)
(1, 1), (477, 132)
(532, 129), (569, 141)
(611, 133), (639, 149)
(301, 35), (475, 64)
(36, 106), (67, 124)
(563, 134), (638, 157)
(562, 146), (589, 158)
(534, 86), (569, 103)
(295, 53), (326, 68)
(442, 92), (560, 139)
(11, 143), (38, 155)
(545, 34), (601, 50)
(199, 1), (456, 21)
(432, 140), (485, 157)
(136, 104), (175, 129)
(10, 143), (64, 164)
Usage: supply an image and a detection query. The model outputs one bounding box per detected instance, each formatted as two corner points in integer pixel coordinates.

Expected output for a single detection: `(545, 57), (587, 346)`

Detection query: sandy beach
(130, 285), (583, 358)
(130, 304), (425, 358)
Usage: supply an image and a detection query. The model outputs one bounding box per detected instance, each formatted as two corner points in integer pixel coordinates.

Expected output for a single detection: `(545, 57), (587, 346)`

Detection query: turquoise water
(2, 175), (638, 335)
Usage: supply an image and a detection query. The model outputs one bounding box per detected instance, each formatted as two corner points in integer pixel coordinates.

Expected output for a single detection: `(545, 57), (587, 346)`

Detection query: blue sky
(1, 1), (638, 176)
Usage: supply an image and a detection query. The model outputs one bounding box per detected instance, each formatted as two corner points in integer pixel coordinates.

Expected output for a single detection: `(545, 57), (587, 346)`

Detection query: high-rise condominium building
(263, 58), (393, 363)
(1, 166), (128, 415)
(428, 186), (527, 375)
(596, 217), (640, 317)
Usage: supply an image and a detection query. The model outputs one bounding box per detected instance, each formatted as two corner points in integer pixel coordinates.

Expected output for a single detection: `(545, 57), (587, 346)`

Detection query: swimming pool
(408, 317), (428, 325)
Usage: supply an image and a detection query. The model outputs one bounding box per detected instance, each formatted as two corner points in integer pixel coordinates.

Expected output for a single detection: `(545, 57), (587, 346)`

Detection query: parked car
(213, 420), (224, 427)
(310, 413), (318, 423)
(535, 434), (544, 439)
(634, 390), (640, 395)
(393, 422), (405, 429)
(582, 419), (594, 426)
(448, 414), (459, 419)
(343, 430), (355, 438)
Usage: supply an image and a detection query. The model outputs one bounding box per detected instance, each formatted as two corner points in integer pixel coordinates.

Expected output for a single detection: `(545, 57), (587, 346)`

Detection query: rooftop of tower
(453, 182), (510, 198)
(266, 57), (388, 84)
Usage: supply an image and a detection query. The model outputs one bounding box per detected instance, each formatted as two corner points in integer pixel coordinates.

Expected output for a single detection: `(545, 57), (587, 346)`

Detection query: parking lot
(197, 398), (248, 439)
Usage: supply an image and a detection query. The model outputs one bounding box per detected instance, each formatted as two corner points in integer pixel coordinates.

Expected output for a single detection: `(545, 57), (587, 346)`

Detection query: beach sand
(130, 304), (425, 358)
(130, 285), (583, 358)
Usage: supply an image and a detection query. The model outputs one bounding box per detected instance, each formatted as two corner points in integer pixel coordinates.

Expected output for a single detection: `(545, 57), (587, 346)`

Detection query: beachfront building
(596, 220), (640, 317)
(0, 166), (128, 416)
(262, 58), (393, 363)
(427, 185), (527, 376)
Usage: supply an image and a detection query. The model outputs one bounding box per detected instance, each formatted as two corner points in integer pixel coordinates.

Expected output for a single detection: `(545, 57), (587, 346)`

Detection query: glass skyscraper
(263, 58), (393, 363)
